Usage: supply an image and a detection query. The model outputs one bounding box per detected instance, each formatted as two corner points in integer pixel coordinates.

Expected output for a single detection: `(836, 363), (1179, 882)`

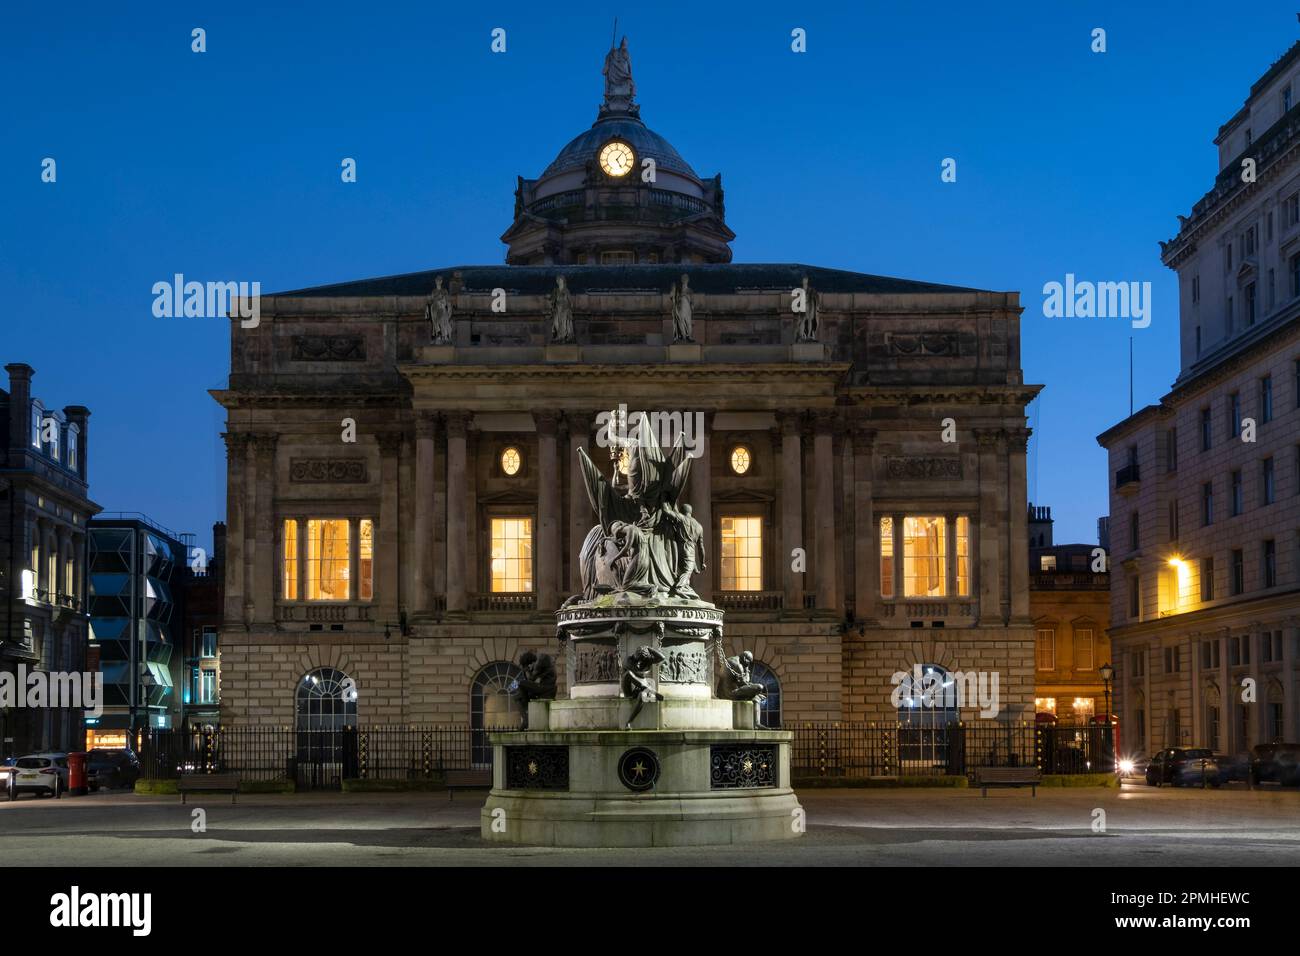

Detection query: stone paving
(1, 783), (1296, 866)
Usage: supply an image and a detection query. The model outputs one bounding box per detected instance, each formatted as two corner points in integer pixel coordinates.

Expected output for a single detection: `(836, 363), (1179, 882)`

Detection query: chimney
(1027, 502), (1054, 549)
(212, 521), (227, 571)
(5, 363), (34, 464)
(63, 405), (90, 481)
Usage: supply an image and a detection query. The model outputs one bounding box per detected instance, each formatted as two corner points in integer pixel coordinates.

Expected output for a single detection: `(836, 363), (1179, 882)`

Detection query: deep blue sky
(3, 2), (1296, 550)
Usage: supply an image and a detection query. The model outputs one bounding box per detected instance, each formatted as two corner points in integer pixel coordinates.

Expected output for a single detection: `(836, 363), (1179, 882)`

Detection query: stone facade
(1100, 42), (1300, 756)
(213, 45), (1040, 736)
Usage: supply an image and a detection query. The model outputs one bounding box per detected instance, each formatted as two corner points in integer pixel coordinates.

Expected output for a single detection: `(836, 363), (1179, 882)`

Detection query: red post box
(67, 752), (88, 796)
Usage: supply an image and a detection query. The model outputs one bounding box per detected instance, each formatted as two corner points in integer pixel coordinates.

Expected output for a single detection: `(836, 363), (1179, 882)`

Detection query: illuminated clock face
(599, 141), (634, 177)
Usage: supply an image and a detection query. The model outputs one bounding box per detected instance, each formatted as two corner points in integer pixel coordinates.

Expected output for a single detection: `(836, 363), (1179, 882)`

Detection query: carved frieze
(289, 459), (368, 483)
(884, 331), (959, 357)
(291, 335), (366, 362)
(884, 456), (962, 480)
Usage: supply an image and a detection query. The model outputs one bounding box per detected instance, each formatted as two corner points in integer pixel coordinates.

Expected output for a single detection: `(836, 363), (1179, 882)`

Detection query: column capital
(778, 409), (803, 436)
(414, 411), (440, 440)
(221, 432), (253, 456)
(533, 410), (561, 434)
(973, 427), (1001, 448)
(445, 411), (470, 439)
(1004, 426), (1032, 452)
(251, 433), (279, 458)
(376, 431), (404, 456)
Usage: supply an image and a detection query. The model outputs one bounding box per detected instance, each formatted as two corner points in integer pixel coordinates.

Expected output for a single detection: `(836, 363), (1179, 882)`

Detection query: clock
(598, 140), (634, 177)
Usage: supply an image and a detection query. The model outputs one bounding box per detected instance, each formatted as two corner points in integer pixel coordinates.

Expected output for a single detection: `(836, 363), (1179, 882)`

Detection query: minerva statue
(602, 36), (636, 113)
(671, 274), (694, 342)
(570, 414), (705, 604)
(795, 275), (820, 343)
(425, 276), (454, 344)
(549, 276), (574, 343)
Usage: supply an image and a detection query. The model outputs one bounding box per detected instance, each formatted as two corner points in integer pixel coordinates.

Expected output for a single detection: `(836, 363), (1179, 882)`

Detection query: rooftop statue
(571, 414), (703, 604)
(601, 36), (637, 115)
(425, 276), (453, 344)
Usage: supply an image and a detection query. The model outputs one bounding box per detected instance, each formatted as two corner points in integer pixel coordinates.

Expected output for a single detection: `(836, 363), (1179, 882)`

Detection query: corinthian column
(779, 410), (804, 611)
(973, 428), (1002, 626)
(1006, 427), (1031, 624)
(250, 433), (278, 624)
(444, 412), (469, 615)
(221, 432), (250, 623)
(535, 411), (561, 611)
(852, 424), (877, 622)
(566, 411), (591, 596)
(813, 409), (838, 612)
(376, 431), (404, 622)
(687, 410), (713, 602)
(413, 413), (438, 615)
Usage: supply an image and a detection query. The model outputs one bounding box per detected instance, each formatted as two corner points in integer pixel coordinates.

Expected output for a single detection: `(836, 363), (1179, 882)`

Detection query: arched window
(750, 662), (781, 728)
(896, 663), (960, 769)
(470, 661), (523, 766)
(296, 667), (357, 731)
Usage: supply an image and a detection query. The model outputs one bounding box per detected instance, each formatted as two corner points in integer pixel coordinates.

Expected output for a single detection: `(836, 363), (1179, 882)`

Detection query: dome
(541, 117), (699, 181)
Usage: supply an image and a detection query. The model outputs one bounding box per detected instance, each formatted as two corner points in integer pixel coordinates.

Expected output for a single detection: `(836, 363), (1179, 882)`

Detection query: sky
(2, 1), (1297, 550)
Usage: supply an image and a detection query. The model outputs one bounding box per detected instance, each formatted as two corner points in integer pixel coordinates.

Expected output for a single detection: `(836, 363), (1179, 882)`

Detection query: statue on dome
(670, 274), (695, 342)
(601, 37), (637, 114)
(549, 275), (575, 343)
(425, 276), (454, 344)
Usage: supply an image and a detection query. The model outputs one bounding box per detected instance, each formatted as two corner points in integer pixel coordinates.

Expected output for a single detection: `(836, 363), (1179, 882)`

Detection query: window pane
(879, 517), (894, 598)
(1036, 629), (1055, 670)
(491, 517), (533, 592)
(903, 516), (947, 597)
(1076, 629), (1094, 670)
(955, 516), (970, 596)
(720, 516), (762, 591)
(359, 519), (374, 601)
(283, 519), (298, 600)
(307, 519), (350, 601)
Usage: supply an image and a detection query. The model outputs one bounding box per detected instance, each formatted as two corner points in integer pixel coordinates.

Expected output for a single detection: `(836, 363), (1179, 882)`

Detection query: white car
(7, 753), (69, 799)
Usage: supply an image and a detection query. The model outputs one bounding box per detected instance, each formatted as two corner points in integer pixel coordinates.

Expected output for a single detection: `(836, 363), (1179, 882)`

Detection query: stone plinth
(666, 342), (703, 362)
(417, 345), (456, 363)
(544, 343), (581, 362)
(790, 342), (829, 362)
(480, 729), (800, 847)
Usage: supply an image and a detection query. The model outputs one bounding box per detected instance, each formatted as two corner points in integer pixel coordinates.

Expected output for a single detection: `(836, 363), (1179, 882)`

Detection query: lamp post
(1099, 662), (1115, 772)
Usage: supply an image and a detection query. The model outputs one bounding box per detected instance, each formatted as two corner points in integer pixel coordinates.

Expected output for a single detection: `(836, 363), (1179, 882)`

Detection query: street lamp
(1099, 662), (1115, 772)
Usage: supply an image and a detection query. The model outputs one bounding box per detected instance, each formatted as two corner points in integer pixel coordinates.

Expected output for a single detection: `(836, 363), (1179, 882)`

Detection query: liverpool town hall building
(214, 43), (1040, 737)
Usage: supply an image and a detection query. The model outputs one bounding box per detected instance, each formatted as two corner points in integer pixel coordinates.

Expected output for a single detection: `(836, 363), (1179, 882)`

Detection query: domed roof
(541, 117), (699, 181)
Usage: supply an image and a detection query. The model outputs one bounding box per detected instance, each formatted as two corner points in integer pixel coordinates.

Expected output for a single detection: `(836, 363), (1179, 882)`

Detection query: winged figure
(573, 414), (696, 601)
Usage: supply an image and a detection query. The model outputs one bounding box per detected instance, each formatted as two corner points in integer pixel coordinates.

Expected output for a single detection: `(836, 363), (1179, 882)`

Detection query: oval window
(501, 447), (522, 476)
(730, 445), (752, 475)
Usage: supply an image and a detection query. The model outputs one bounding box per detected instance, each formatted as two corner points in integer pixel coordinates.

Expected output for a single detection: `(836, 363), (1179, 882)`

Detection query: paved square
(1, 783), (1296, 866)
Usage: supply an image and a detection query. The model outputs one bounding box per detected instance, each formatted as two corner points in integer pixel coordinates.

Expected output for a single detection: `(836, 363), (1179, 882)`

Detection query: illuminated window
(1035, 696), (1057, 715)
(45, 420), (59, 461)
(307, 519), (350, 601)
(490, 517), (533, 592)
(600, 250), (634, 265)
(1072, 697), (1095, 719)
(1036, 629), (1056, 670)
(500, 447), (522, 476)
(879, 517), (894, 598)
(66, 425), (78, 471)
(30, 407), (41, 449)
(955, 516), (970, 596)
(903, 516), (947, 597)
(720, 516), (762, 591)
(1040, 555), (1057, 571)
(283, 519), (298, 600)
(729, 445), (752, 475)
(1075, 628), (1095, 670)
(359, 519), (374, 601)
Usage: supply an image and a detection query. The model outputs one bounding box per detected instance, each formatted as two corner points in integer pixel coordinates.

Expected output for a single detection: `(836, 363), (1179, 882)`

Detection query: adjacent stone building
(214, 43), (1040, 737)
(1027, 505), (1113, 723)
(1099, 41), (1300, 756)
(0, 363), (98, 756)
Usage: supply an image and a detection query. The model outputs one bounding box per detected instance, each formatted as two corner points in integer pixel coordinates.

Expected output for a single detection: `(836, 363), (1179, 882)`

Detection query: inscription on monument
(884, 456), (962, 480)
(290, 459), (369, 483)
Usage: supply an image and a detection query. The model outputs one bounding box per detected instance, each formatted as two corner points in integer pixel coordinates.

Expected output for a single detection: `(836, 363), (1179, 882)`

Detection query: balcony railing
(1115, 463), (1140, 490)
(715, 590), (783, 612)
(470, 592), (537, 613)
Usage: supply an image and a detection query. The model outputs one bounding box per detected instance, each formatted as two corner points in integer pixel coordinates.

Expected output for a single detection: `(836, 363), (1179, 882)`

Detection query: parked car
(0, 757), (16, 793)
(1211, 752), (1251, 783)
(6, 753), (69, 799)
(87, 748), (140, 791)
(1145, 748), (1220, 787)
(1249, 743), (1300, 786)
(1117, 751), (1149, 780)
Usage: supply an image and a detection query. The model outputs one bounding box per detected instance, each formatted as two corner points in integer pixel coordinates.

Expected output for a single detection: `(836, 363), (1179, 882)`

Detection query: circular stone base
(478, 729), (804, 847)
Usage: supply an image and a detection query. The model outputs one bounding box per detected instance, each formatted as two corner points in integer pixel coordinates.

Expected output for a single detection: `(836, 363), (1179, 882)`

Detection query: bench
(178, 773), (240, 804)
(975, 766), (1041, 797)
(444, 769), (492, 800)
